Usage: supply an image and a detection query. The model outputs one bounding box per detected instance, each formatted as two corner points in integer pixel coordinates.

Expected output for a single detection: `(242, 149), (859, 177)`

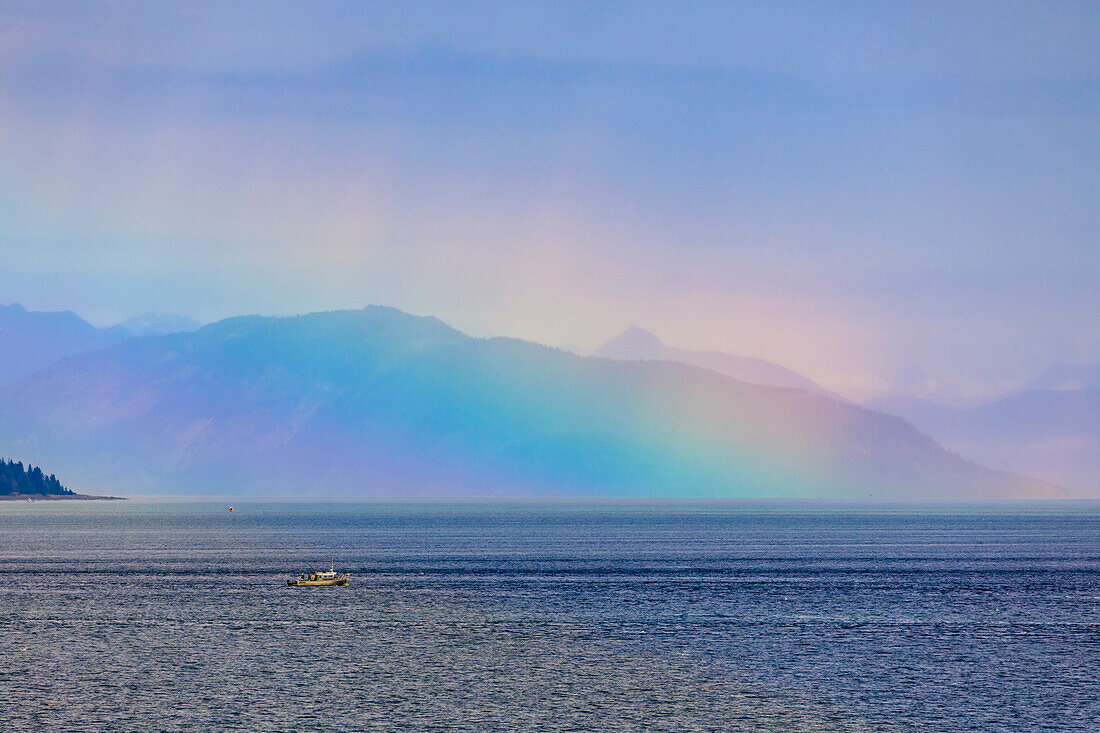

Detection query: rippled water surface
(1, 501), (1097, 731)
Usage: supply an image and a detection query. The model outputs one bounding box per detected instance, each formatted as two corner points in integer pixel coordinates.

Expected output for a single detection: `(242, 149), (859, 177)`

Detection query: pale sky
(1, 1), (1097, 401)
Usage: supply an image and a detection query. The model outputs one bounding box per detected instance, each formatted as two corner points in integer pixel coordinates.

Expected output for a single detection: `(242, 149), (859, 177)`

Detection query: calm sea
(0, 501), (1097, 731)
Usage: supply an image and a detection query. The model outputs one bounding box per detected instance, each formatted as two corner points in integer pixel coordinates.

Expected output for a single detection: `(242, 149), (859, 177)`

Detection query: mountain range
(0, 304), (204, 388)
(594, 327), (840, 399)
(0, 304), (131, 387)
(870, 385), (1100, 497)
(0, 307), (1061, 499)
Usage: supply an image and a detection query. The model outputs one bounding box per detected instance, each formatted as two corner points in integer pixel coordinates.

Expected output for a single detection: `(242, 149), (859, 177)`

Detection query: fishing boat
(287, 565), (349, 586)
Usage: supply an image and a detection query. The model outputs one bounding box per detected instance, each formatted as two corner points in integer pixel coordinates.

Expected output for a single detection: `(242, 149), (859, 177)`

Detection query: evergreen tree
(0, 458), (75, 496)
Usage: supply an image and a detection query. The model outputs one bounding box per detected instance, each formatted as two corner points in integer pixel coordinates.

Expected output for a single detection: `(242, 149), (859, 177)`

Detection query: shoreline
(1, 493), (126, 501)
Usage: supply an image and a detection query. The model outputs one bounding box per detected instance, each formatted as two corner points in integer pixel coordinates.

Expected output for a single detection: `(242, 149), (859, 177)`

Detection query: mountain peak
(593, 326), (839, 399)
(594, 326), (665, 358)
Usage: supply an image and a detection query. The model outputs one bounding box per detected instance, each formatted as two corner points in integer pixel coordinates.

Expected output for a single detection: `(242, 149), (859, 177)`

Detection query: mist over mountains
(871, 385), (1100, 498)
(598, 326), (1098, 498)
(117, 313), (203, 337)
(1025, 363), (1100, 392)
(0, 307), (1061, 499)
(594, 326), (839, 399)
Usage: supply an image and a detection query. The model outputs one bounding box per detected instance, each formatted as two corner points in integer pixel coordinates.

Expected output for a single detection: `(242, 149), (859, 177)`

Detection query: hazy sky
(1, 2), (1097, 400)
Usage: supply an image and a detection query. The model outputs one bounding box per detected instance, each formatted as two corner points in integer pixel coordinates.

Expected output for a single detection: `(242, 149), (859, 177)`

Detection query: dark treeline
(1, 458), (74, 496)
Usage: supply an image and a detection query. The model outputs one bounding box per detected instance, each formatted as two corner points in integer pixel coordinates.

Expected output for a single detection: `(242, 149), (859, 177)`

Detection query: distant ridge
(118, 312), (202, 336)
(870, 388), (1099, 498)
(0, 303), (131, 387)
(0, 307), (1062, 500)
(594, 326), (840, 400)
(1025, 362), (1100, 392)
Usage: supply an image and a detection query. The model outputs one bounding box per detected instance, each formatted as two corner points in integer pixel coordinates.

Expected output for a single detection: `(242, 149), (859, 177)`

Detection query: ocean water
(0, 501), (1097, 732)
